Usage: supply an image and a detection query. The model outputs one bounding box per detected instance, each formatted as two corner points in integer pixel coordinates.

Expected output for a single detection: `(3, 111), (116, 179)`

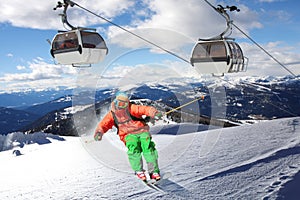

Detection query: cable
(231, 23), (297, 77)
(68, 0), (191, 64)
(203, 0), (297, 77)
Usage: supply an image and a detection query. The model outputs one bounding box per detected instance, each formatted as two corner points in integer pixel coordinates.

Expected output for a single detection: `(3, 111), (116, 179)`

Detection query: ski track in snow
(1, 117), (300, 199)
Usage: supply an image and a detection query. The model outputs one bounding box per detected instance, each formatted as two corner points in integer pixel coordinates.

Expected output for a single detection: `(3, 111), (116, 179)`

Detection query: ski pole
(164, 96), (205, 115)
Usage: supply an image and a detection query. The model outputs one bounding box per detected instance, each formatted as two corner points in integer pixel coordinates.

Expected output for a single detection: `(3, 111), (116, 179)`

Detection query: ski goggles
(115, 99), (128, 109)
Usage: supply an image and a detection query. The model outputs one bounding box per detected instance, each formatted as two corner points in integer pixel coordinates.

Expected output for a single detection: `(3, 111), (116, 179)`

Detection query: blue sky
(0, 0), (299, 92)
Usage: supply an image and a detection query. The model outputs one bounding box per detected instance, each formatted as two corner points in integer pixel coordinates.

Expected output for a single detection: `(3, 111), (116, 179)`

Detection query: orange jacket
(95, 103), (158, 142)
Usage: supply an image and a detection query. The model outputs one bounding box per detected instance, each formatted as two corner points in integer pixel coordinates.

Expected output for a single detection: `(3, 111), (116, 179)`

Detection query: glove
(94, 131), (103, 141)
(154, 112), (163, 120)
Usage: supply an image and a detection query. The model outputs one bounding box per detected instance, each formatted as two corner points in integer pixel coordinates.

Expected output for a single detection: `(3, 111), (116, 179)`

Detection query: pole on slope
(164, 96), (205, 115)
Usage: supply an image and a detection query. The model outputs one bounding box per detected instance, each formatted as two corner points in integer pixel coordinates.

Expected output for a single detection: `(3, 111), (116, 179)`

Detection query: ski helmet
(114, 91), (129, 109)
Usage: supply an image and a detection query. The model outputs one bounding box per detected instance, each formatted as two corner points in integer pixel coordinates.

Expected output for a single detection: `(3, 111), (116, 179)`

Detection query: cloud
(0, 0), (134, 30)
(124, 0), (224, 39)
(16, 65), (26, 70)
(107, 27), (195, 58)
(106, 0), (262, 52)
(0, 0), (59, 29)
(0, 58), (78, 92)
(1, 60), (76, 81)
(72, 59), (196, 91)
(272, 10), (291, 22)
(1, 0), (262, 49)
(6, 53), (13, 57)
(4, 77), (76, 93)
(233, 41), (300, 77)
(230, 5), (263, 37)
(142, 1), (261, 38)
(259, 7), (292, 24)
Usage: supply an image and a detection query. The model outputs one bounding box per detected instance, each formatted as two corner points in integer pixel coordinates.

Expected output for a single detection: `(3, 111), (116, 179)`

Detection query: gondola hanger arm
(200, 2), (240, 41)
(54, 0), (76, 30)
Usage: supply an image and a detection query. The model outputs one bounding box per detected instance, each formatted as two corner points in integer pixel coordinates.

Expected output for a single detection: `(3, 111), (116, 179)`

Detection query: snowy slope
(1, 117), (300, 199)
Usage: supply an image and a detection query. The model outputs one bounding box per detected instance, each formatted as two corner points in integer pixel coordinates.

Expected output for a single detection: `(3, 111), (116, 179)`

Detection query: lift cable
(203, 0), (297, 77)
(61, 0), (191, 64)
(231, 23), (297, 77)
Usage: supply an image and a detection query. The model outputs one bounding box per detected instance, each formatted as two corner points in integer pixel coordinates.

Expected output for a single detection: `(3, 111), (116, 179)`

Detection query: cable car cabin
(50, 29), (108, 66)
(190, 40), (247, 76)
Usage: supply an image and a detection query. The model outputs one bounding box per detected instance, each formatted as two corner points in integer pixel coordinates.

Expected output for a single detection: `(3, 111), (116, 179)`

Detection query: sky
(0, 0), (300, 92)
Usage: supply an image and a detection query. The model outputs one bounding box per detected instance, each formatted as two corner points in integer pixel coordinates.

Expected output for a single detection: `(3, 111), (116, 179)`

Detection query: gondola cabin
(50, 29), (108, 66)
(190, 40), (247, 76)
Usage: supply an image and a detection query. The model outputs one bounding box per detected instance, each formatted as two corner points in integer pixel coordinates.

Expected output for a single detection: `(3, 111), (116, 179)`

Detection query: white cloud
(106, 0), (262, 52)
(1, 61), (76, 81)
(0, 0), (134, 30)
(230, 5), (263, 38)
(233, 41), (300, 77)
(6, 53), (13, 58)
(107, 27), (195, 57)
(16, 65), (26, 70)
(274, 10), (291, 22)
(140, 1), (261, 39)
(0, 0), (59, 29)
(0, 0), (262, 36)
(0, 59), (78, 92)
(4, 77), (76, 93)
(72, 59), (196, 91)
(130, 0), (223, 39)
(0, 0), (262, 47)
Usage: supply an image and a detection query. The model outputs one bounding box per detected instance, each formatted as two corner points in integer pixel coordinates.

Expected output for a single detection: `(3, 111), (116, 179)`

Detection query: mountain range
(0, 75), (299, 136)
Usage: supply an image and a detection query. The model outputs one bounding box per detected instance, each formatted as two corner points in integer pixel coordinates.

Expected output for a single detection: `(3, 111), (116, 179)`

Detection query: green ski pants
(124, 132), (159, 173)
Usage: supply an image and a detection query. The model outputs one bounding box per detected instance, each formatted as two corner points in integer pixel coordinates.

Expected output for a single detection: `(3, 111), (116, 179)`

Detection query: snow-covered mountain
(0, 88), (73, 108)
(0, 88), (74, 135)
(0, 95), (74, 135)
(23, 95), (73, 116)
(0, 107), (40, 135)
(1, 117), (300, 199)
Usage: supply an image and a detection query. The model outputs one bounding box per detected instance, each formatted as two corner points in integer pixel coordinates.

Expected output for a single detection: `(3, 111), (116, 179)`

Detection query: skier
(94, 91), (163, 182)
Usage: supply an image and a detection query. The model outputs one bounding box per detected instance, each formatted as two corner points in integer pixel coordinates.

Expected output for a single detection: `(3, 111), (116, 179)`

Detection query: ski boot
(136, 171), (147, 182)
(150, 172), (161, 181)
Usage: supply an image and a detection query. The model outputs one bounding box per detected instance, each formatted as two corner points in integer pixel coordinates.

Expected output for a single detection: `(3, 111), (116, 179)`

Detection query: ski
(138, 172), (172, 192)
(144, 181), (165, 192)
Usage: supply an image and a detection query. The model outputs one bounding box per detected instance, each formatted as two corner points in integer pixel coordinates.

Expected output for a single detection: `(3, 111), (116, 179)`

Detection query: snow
(63, 105), (92, 114)
(1, 117), (300, 199)
(56, 96), (72, 102)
